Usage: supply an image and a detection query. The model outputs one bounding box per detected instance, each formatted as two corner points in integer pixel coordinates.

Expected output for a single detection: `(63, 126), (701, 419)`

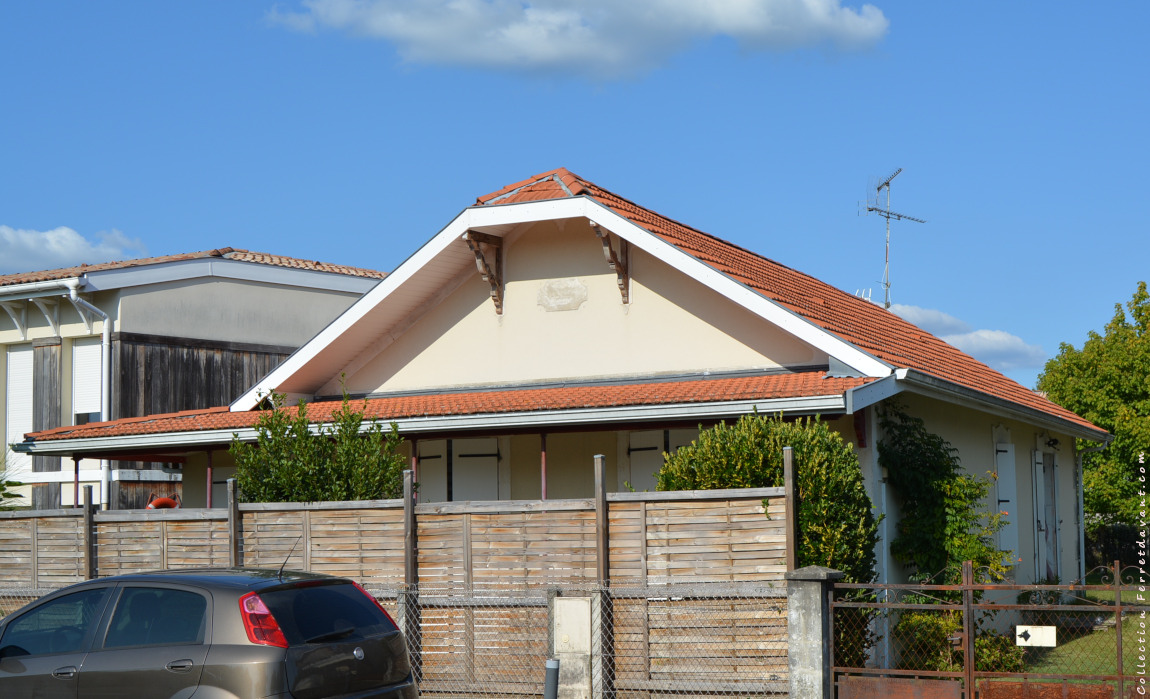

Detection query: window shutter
(72, 338), (103, 418)
(5, 345), (34, 478)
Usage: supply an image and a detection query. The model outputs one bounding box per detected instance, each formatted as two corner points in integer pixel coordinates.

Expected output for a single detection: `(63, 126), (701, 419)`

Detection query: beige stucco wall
(886, 392), (1080, 585)
(345, 221), (824, 394)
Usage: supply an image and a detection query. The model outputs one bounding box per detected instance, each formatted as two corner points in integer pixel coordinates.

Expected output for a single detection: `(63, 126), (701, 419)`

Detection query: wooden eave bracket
(31, 297), (60, 336)
(464, 231), (504, 314)
(591, 221), (629, 304)
(1, 301), (28, 339)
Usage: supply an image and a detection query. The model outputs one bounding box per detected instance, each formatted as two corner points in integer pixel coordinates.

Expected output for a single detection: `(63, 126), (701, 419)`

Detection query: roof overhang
(845, 368), (1111, 443)
(232, 195), (892, 411)
(15, 392), (848, 458)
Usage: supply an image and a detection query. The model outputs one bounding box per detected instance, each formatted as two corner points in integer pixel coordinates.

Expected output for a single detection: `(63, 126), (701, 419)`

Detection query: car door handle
(166, 659), (194, 672)
(53, 666), (78, 679)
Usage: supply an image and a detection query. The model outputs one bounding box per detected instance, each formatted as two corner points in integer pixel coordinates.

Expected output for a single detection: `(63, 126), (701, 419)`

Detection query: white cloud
(889, 303), (971, 336)
(891, 304), (1046, 372)
(267, 0), (890, 78)
(0, 226), (148, 275)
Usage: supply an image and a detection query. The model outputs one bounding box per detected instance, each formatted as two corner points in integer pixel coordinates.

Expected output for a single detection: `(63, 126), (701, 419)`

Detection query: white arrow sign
(1016, 625), (1057, 647)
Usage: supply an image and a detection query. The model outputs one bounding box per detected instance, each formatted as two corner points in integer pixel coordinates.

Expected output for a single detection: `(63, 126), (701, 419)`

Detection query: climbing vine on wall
(878, 403), (1010, 583)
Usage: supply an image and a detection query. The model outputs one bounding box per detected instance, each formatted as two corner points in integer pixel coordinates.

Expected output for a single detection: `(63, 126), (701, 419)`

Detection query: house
(1, 248), (384, 509)
(13, 170), (1107, 584)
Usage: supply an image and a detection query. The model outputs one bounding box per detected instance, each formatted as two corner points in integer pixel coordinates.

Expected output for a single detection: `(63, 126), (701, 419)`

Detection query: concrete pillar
(785, 565), (845, 699)
(552, 595), (591, 699)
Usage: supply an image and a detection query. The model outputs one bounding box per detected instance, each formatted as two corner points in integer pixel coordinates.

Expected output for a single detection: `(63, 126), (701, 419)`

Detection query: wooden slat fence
(0, 481), (792, 698)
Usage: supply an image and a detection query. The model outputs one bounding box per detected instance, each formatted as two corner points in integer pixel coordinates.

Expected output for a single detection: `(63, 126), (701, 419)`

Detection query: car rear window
(257, 583), (395, 646)
(104, 587), (208, 648)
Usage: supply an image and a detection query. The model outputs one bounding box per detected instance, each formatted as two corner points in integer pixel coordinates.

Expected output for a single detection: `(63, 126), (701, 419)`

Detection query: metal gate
(832, 561), (1148, 699)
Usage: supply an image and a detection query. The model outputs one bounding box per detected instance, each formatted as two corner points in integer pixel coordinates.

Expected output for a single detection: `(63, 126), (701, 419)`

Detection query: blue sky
(1, 1), (1145, 389)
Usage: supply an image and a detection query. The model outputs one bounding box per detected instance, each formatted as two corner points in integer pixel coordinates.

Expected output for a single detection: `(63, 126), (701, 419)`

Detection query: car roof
(76, 568), (345, 592)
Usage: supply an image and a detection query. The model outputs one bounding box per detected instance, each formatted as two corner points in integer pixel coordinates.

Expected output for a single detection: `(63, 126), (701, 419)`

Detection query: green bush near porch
(655, 413), (879, 585)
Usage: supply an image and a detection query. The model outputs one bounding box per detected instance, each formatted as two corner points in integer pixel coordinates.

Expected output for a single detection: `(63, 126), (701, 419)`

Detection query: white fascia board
(844, 374), (903, 414)
(887, 368), (1111, 443)
(232, 194), (889, 410)
(84, 259), (379, 294)
(231, 211), (481, 411)
(21, 393), (847, 456)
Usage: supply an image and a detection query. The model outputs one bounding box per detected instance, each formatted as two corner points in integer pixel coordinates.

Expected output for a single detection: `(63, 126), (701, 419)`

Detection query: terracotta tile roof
(0, 247), (385, 288)
(27, 373), (868, 443)
(476, 168), (1099, 434)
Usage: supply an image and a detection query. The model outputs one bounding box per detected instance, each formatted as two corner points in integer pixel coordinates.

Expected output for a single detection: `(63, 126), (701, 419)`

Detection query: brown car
(0, 568), (416, 699)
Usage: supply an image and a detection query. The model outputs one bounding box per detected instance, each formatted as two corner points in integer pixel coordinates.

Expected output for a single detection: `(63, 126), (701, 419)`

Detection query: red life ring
(146, 493), (181, 509)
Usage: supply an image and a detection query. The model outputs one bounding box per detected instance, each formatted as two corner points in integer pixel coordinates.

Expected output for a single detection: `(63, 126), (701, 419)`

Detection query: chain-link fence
(832, 562), (1150, 699)
(0, 583), (57, 619)
(365, 581), (789, 698)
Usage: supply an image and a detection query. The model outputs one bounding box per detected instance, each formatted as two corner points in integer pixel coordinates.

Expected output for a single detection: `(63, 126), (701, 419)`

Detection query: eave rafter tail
(590, 221), (629, 304)
(464, 230), (504, 314)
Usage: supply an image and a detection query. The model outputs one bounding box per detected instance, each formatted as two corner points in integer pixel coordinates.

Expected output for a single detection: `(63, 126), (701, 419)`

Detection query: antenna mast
(866, 168), (925, 309)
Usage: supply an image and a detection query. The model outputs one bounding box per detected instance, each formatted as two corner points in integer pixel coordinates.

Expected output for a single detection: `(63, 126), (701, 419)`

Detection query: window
(0, 587), (109, 657)
(104, 588), (207, 648)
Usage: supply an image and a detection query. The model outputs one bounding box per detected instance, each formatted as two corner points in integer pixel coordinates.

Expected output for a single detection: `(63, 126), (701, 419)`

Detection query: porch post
(540, 433), (548, 500)
(206, 450), (214, 509)
(785, 565), (844, 699)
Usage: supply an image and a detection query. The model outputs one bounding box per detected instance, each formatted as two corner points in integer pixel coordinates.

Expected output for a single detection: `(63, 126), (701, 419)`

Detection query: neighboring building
(2, 248), (384, 509)
(15, 170), (1108, 585)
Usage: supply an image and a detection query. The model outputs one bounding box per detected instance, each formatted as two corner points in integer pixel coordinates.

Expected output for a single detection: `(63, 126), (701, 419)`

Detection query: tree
(1037, 281), (1150, 531)
(230, 391), (406, 503)
(656, 413), (879, 584)
(0, 452), (24, 511)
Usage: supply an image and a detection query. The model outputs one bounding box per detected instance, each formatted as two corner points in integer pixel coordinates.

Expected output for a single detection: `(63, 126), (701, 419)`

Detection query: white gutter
(65, 284), (112, 509)
(16, 393), (849, 456)
(0, 277), (82, 301)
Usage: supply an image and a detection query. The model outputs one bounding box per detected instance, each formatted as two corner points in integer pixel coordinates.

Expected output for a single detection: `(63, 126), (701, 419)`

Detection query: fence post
(592, 454), (614, 699)
(783, 446), (797, 572)
(785, 565), (844, 699)
(962, 560), (975, 698)
(83, 485), (96, 580)
(401, 469), (421, 682)
(227, 478), (241, 567)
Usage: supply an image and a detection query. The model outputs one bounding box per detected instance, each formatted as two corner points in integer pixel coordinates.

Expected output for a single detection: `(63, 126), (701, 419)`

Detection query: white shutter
(453, 437), (499, 502)
(994, 444), (1018, 567)
(1032, 450), (1047, 580)
(72, 338), (103, 418)
(5, 345), (34, 479)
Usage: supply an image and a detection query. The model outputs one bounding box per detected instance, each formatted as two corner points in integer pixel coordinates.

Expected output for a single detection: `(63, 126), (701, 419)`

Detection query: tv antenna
(864, 168), (925, 309)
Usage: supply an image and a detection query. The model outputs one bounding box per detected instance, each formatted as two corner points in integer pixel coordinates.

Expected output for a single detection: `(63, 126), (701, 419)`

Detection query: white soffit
(232, 196), (890, 411)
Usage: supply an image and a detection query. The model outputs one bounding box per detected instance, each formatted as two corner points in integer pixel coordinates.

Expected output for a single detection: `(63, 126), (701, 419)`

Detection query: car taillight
(238, 592), (288, 648)
(352, 581), (399, 629)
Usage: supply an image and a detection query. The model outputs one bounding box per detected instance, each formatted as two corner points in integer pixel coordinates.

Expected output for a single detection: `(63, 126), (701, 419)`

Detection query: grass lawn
(1026, 615), (1149, 676)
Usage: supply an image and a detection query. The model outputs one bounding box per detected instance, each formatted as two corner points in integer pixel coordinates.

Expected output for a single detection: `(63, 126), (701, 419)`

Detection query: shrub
(230, 391), (406, 503)
(656, 413), (879, 583)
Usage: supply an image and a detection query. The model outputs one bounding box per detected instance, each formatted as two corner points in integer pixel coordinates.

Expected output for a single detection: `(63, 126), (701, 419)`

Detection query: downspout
(66, 283), (112, 510)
